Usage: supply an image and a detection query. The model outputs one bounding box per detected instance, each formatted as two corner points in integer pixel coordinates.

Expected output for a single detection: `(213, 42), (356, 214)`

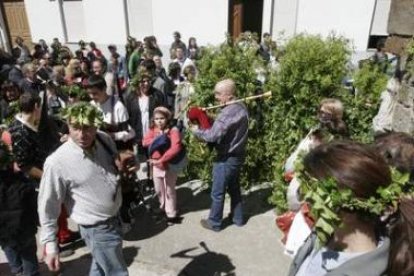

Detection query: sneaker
(200, 219), (220, 232)
(59, 231), (81, 245)
(59, 247), (74, 258)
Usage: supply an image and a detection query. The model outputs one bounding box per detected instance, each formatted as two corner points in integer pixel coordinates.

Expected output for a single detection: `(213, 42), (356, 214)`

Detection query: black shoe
(200, 219), (220, 232)
(166, 216), (183, 226)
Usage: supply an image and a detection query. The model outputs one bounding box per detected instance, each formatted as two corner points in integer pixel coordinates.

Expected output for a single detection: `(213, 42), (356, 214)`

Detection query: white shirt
(138, 95), (150, 137)
(91, 96), (135, 142)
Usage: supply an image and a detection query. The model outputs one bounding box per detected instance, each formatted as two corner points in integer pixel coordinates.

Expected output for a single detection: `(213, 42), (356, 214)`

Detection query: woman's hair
(150, 106), (172, 128)
(304, 141), (390, 198)
(304, 141), (414, 275)
(183, 65), (196, 81)
(318, 98), (348, 136)
(1, 81), (21, 100)
(374, 132), (414, 173)
(188, 37), (198, 48)
(168, 62), (181, 78)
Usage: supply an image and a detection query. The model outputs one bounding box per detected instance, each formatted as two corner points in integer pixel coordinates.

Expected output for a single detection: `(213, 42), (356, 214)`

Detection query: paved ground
(0, 180), (292, 276)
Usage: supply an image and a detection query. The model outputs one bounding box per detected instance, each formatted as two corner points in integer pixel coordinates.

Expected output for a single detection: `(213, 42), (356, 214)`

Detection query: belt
(80, 216), (119, 228)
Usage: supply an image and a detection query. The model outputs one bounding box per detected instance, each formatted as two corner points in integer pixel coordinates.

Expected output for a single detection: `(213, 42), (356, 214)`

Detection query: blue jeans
(79, 217), (128, 276)
(208, 156), (244, 230)
(2, 236), (39, 276)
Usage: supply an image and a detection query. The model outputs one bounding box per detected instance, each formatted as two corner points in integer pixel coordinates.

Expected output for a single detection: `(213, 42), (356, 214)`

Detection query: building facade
(1, 0), (391, 53)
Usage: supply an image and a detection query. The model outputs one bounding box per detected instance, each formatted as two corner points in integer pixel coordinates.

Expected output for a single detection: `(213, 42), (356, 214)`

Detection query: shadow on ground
(123, 206), (168, 241)
(59, 246), (139, 276)
(171, 242), (236, 276)
(176, 181), (274, 221)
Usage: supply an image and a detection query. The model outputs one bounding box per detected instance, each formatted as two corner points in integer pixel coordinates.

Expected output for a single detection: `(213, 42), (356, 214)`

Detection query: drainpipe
(123, 0), (130, 38)
(269, 0), (275, 36)
(57, 0), (68, 42)
(294, 0), (300, 35)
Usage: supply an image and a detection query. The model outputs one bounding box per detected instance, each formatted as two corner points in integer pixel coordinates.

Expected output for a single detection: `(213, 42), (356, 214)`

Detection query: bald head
(214, 79), (236, 104)
(215, 79), (236, 97)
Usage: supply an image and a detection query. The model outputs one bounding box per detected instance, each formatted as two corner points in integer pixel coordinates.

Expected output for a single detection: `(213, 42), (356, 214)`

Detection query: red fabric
(284, 171), (294, 182)
(2, 131), (21, 172)
(187, 107), (212, 129)
(275, 203), (315, 244)
(142, 127), (182, 170)
(57, 205), (72, 243)
(1, 131), (12, 146)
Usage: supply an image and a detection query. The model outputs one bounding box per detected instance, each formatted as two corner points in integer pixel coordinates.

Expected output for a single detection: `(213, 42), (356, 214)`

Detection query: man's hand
(45, 253), (61, 272)
(190, 124), (199, 132)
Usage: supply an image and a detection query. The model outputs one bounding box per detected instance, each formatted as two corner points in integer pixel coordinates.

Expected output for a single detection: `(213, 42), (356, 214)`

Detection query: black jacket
(125, 87), (165, 143)
(0, 170), (38, 247)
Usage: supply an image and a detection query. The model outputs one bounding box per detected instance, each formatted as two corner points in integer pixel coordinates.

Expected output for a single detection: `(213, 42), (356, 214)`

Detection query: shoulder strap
(96, 133), (117, 160)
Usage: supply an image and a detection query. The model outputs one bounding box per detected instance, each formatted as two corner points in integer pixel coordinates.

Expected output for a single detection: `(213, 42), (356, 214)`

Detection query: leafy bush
(264, 35), (350, 212)
(343, 63), (387, 143)
(184, 34), (387, 214)
(185, 38), (273, 188)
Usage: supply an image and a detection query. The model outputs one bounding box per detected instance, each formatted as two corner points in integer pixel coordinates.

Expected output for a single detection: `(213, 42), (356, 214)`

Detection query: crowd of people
(0, 29), (413, 276)
(0, 31), (257, 276)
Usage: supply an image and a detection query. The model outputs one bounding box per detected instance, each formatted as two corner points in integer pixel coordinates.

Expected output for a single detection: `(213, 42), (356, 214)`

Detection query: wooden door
(232, 2), (243, 41)
(2, 0), (32, 47)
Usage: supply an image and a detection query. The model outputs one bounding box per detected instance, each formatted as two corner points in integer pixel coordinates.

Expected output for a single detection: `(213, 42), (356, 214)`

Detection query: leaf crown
(61, 102), (103, 128)
(296, 159), (414, 245)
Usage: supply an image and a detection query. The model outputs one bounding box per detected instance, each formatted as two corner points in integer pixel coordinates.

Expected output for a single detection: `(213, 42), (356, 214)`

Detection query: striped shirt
(38, 132), (121, 254)
(192, 103), (249, 157)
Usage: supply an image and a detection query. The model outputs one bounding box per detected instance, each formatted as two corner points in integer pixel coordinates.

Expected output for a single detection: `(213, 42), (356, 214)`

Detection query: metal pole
(57, 0), (68, 42)
(123, 0), (130, 38)
(269, 0), (275, 36)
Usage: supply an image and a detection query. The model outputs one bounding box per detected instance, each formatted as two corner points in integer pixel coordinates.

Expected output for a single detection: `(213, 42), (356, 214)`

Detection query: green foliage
(3, 101), (19, 127)
(265, 34), (350, 211)
(61, 102), (103, 127)
(185, 37), (272, 188)
(298, 166), (412, 245)
(185, 34), (388, 215)
(60, 85), (90, 102)
(343, 63), (387, 143)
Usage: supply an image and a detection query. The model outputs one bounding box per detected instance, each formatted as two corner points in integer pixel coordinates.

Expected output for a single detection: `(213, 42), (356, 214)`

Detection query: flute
(201, 91), (272, 111)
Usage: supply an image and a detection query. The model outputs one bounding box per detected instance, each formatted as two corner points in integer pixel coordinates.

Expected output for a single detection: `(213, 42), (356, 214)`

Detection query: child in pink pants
(143, 107), (183, 224)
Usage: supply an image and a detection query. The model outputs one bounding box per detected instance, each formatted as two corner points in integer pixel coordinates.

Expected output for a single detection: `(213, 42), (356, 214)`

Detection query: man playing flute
(191, 79), (249, 232)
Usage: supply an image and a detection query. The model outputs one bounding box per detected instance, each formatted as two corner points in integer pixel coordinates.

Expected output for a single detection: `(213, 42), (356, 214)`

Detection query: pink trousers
(152, 166), (178, 218)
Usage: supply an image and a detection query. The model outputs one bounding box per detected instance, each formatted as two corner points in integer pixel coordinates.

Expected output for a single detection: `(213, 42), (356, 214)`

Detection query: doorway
(1, 0), (32, 47)
(228, 0), (264, 42)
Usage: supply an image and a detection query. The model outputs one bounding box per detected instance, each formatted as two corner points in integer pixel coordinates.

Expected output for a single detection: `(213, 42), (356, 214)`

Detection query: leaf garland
(61, 102), (103, 128)
(297, 164), (413, 245)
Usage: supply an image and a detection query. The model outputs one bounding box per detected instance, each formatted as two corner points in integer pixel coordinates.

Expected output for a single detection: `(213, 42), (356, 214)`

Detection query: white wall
(127, 0), (154, 40)
(271, 0), (299, 42)
(370, 0), (391, 36)
(63, 1), (86, 42)
(82, 0), (127, 45)
(25, 0), (65, 43)
(262, 0), (273, 36)
(151, 0), (228, 46)
(295, 0), (376, 51)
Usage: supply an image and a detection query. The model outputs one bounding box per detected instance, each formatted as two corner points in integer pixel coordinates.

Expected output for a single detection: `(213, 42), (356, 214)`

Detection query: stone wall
(388, 0), (414, 36)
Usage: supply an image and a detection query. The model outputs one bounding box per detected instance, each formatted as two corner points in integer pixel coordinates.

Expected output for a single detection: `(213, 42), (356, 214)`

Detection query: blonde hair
(319, 98), (348, 136)
(319, 98), (344, 120)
